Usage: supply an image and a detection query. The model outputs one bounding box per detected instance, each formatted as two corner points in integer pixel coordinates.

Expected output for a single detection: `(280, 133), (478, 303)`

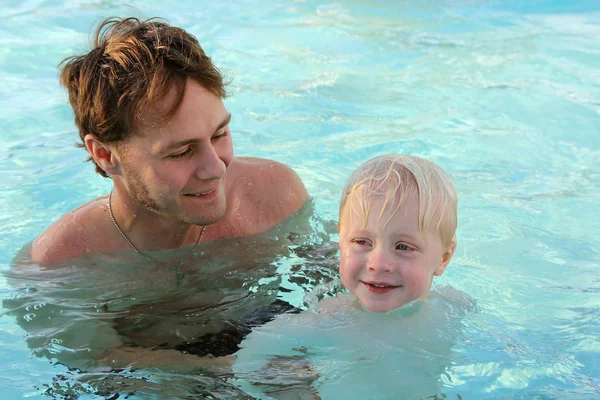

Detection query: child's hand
(246, 354), (321, 399)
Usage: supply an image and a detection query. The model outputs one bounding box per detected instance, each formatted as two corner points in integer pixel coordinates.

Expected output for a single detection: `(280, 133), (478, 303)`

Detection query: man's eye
(213, 130), (229, 140)
(169, 148), (192, 159)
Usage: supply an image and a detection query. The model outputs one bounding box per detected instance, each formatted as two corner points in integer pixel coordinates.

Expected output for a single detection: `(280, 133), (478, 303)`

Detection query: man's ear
(434, 241), (456, 276)
(84, 134), (123, 176)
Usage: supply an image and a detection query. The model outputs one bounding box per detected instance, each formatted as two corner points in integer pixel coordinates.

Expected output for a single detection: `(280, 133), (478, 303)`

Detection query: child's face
(339, 193), (454, 313)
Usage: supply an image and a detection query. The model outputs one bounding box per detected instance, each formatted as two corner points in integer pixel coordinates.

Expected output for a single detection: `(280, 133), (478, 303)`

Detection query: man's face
(116, 79), (233, 226)
(339, 193), (451, 313)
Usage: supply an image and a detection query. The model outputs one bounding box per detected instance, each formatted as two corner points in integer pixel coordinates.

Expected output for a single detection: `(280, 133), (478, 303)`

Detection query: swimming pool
(1, 0), (599, 398)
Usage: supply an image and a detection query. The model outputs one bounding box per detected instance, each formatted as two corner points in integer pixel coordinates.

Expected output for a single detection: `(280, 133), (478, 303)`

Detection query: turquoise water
(1, 0), (599, 399)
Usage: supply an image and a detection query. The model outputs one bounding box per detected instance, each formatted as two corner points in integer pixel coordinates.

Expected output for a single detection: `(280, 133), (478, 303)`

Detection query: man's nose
(195, 143), (226, 180)
(367, 247), (395, 273)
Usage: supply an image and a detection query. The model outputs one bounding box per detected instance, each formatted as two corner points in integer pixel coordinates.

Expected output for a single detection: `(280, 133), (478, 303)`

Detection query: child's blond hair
(340, 154), (457, 247)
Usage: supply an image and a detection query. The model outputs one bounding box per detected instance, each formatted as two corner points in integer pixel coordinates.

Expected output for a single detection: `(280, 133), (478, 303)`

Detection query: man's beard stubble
(122, 165), (164, 214)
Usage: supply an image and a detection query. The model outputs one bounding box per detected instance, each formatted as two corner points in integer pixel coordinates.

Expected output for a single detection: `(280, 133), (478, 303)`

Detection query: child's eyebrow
(393, 232), (425, 244)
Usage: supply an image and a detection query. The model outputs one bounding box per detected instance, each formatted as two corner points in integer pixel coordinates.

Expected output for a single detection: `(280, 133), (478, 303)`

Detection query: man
(10, 18), (314, 384)
(31, 16), (308, 264)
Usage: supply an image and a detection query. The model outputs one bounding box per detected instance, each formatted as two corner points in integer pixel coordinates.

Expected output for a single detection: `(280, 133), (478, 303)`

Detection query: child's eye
(352, 239), (371, 247)
(168, 148), (192, 159)
(395, 243), (412, 251)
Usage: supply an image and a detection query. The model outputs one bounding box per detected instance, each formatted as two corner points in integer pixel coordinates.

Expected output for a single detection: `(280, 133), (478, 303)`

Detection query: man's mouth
(187, 191), (213, 196)
(184, 187), (218, 198)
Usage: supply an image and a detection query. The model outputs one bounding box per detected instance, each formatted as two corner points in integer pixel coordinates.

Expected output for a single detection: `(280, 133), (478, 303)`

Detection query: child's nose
(367, 247), (395, 273)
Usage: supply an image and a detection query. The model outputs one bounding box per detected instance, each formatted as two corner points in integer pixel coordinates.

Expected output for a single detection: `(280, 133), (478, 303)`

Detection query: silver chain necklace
(107, 191), (206, 282)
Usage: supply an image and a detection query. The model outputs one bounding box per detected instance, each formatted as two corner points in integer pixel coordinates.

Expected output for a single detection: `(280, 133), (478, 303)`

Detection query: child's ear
(434, 241), (456, 276)
(84, 134), (123, 176)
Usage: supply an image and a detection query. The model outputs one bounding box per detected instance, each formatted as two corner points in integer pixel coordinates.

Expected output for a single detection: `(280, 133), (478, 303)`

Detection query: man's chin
(184, 208), (227, 227)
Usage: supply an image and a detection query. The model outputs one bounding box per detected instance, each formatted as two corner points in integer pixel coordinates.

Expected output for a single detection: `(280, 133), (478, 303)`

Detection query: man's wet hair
(59, 17), (228, 176)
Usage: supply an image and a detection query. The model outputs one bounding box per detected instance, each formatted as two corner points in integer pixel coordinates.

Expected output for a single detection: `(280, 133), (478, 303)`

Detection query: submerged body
(6, 206), (325, 373)
(233, 290), (473, 399)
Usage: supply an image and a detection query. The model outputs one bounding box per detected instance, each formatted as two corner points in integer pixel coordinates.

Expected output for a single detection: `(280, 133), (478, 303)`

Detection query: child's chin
(360, 300), (406, 314)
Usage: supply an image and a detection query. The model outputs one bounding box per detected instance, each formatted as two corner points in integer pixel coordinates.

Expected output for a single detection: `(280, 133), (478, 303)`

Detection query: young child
(232, 154), (466, 399)
(337, 153), (457, 313)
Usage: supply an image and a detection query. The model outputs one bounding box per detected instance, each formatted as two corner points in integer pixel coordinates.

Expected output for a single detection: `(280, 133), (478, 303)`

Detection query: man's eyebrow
(160, 113), (232, 152)
(215, 113), (232, 132)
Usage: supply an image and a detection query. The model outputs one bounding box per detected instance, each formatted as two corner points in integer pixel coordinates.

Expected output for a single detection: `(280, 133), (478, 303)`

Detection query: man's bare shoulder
(230, 156), (297, 173)
(224, 157), (309, 234)
(30, 197), (112, 264)
(233, 156), (308, 207)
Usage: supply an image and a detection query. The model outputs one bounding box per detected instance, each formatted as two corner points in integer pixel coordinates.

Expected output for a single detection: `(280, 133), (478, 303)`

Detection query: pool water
(1, 0), (599, 399)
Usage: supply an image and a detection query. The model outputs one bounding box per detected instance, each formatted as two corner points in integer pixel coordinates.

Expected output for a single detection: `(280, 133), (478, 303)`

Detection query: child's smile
(362, 281), (401, 294)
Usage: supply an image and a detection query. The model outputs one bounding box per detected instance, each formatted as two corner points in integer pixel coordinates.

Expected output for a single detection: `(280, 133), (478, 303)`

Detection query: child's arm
(233, 309), (325, 399)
